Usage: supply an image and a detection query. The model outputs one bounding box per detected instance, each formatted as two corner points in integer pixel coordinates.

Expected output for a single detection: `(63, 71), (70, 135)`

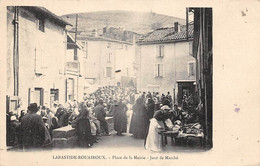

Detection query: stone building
(6, 6), (71, 113)
(77, 35), (136, 87)
(136, 22), (195, 104)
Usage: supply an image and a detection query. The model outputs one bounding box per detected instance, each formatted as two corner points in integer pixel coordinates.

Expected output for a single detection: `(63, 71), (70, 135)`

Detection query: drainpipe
(13, 6), (19, 96)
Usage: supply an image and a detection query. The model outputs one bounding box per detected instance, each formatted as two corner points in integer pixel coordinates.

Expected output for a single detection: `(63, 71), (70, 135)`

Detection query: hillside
(61, 10), (186, 35)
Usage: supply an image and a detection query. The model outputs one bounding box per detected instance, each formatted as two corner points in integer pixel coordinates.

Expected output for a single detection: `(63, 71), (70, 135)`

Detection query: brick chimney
(174, 22), (180, 33)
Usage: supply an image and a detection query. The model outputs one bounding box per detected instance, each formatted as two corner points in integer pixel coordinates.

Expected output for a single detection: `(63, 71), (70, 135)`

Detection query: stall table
(176, 131), (204, 146)
(158, 130), (179, 147)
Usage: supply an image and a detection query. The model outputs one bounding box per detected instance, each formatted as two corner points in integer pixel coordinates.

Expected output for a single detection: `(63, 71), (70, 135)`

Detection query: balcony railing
(66, 61), (79, 73)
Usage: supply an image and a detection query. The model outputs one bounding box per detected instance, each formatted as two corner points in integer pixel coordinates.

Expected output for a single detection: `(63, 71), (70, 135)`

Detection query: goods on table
(178, 123), (204, 138)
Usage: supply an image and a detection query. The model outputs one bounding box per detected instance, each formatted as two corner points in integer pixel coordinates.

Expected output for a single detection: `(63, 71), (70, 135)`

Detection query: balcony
(66, 61), (79, 73)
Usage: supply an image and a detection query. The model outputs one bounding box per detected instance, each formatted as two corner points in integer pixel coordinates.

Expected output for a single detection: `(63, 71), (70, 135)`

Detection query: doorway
(50, 89), (59, 108)
(177, 81), (195, 106)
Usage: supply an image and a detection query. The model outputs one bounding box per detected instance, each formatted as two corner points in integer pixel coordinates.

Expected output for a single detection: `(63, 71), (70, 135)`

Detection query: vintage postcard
(0, 0), (259, 166)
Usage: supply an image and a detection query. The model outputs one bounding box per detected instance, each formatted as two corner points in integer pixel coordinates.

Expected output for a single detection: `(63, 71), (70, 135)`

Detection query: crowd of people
(6, 85), (203, 152)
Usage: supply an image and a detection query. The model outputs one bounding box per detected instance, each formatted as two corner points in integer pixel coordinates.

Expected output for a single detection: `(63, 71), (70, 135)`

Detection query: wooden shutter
(154, 64), (157, 77)
(28, 88), (31, 105)
(156, 45), (159, 57)
(161, 46), (164, 57)
(160, 64), (164, 77)
(158, 64), (163, 77)
(40, 88), (44, 106)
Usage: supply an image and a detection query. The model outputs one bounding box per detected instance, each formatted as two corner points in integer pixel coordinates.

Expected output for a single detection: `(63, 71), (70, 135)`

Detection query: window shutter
(35, 49), (42, 74)
(188, 63), (191, 76)
(154, 64), (157, 77)
(190, 63), (194, 76)
(189, 42), (193, 55)
(28, 88), (31, 106)
(161, 46), (164, 57)
(41, 51), (45, 74)
(40, 88), (44, 106)
(188, 62), (195, 76)
(161, 64), (164, 77)
(156, 45), (159, 57)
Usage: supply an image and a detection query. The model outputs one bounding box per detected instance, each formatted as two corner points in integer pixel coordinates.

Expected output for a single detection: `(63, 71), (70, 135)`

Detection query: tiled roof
(77, 35), (133, 45)
(139, 27), (175, 43)
(137, 24), (193, 44)
(22, 6), (72, 26)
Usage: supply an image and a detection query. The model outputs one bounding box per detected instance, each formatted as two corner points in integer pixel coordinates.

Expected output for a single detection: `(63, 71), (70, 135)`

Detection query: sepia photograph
(5, 5), (212, 152)
(1, 0), (260, 166)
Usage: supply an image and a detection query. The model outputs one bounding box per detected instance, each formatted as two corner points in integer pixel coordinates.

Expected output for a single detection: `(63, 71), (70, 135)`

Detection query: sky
(41, 0), (188, 18)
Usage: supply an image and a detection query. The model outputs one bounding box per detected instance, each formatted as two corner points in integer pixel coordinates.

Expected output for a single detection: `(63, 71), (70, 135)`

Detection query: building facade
(6, 6), (71, 113)
(136, 22), (195, 104)
(66, 33), (88, 102)
(77, 35), (136, 88)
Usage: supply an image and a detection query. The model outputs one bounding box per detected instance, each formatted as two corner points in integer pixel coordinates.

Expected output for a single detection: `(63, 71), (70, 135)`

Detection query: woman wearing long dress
(72, 107), (94, 147)
(145, 105), (173, 152)
(129, 98), (149, 139)
(112, 100), (128, 136)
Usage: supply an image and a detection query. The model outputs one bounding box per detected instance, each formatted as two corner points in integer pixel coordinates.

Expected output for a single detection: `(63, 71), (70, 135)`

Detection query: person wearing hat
(144, 104), (174, 152)
(94, 99), (111, 136)
(20, 103), (46, 149)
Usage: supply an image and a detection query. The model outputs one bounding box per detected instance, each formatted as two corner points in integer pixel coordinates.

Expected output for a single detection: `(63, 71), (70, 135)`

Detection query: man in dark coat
(94, 100), (111, 136)
(146, 97), (155, 119)
(72, 108), (94, 147)
(112, 100), (127, 136)
(20, 103), (45, 149)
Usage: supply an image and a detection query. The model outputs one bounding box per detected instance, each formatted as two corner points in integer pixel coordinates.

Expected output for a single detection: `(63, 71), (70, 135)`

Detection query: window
(67, 78), (74, 101)
(156, 45), (164, 58)
(188, 61), (195, 76)
(35, 48), (46, 75)
(31, 88), (44, 106)
(189, 42), (193, 55)
(37, 17), (45, 32)
(106, 67), (112, 77)
(154, 64), (163, 77)
(107, 53), (112, 63)
(107, 43), (111, 48)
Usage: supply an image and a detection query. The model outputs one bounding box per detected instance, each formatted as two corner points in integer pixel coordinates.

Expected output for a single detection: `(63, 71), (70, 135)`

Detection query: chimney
(174, 22), (180, 33)
(103, 27), (107, 34)
(92, 29), (98, 37)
